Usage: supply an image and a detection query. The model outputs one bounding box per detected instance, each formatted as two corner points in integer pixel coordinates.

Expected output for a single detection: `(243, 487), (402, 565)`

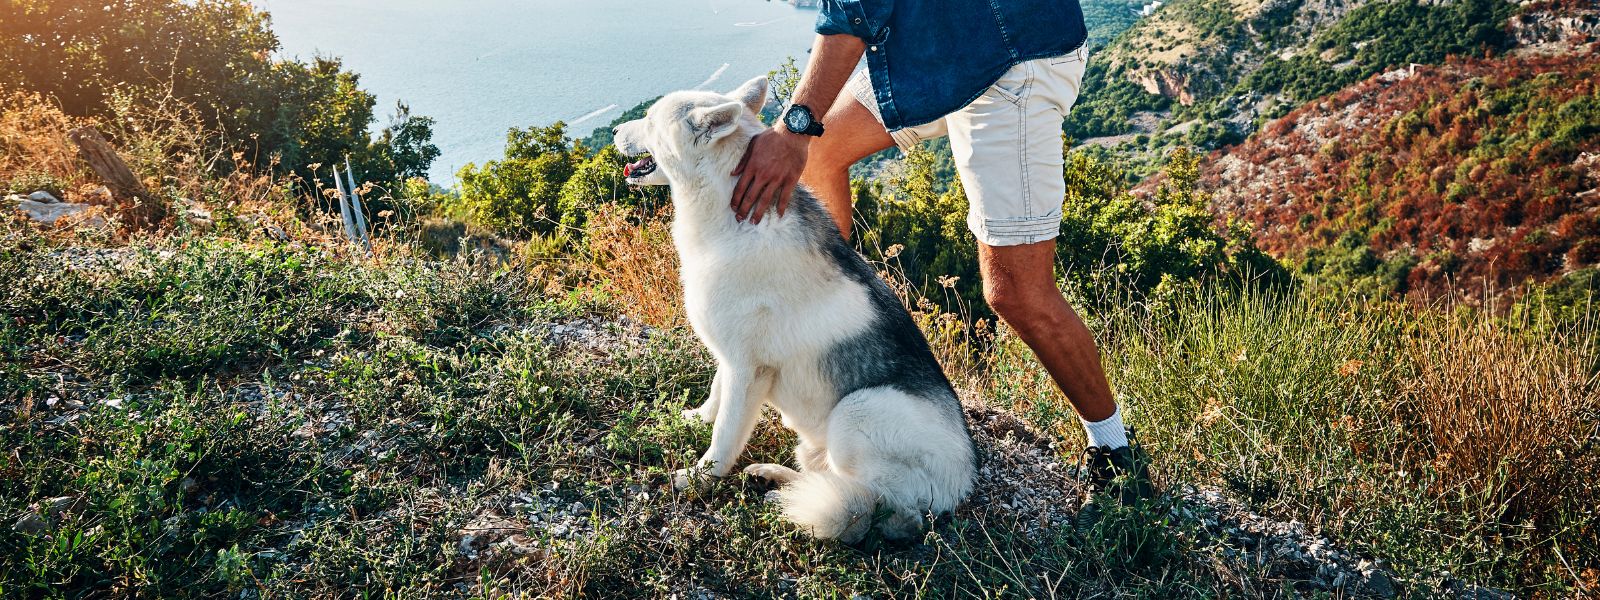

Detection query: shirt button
(870, 45), (878, 52)
(852, 17), (863, 24)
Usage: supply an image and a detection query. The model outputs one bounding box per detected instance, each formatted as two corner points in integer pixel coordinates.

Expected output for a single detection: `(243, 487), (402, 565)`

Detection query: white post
(345, 157), (371, 251)
(332, 165), (359, 244)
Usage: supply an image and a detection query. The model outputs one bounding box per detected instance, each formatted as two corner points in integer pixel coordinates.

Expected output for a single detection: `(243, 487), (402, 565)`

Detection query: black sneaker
(1075, 435), (1155, 533)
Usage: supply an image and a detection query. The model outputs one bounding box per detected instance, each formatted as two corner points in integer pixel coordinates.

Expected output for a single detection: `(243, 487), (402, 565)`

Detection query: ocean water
(256, 0), (819, 181)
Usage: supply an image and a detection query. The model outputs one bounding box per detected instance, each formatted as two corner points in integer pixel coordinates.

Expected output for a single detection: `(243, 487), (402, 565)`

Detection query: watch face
(785, 106), (810, 131)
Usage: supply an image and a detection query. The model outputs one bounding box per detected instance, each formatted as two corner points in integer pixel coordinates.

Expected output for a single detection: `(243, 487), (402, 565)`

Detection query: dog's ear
(689, 101), (744, 143)
(729, 76), (769, 115)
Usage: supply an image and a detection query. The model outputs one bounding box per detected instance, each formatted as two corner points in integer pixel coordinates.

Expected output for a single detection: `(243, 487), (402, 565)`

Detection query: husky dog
(612, 76), (975, 542)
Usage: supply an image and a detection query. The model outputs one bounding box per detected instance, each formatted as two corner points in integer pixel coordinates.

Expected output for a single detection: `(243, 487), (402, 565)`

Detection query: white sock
(1081, 406), (1129, 449)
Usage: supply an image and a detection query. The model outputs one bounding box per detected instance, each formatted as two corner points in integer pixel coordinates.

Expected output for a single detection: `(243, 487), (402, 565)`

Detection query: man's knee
(984, 278), (1059, 327)
(979, 241), (1063, 326)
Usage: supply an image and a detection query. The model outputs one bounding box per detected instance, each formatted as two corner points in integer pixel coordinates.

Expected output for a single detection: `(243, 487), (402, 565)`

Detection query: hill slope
(1196, 38), (1600, 296)
(6, 227), (1541, 598)
(1065, 0), (1522, 156)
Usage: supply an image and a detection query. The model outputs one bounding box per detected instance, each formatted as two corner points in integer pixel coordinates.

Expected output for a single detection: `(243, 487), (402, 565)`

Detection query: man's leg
(979, 238), (1153, 518)
(976, 238), (1117, 423)
(799, 91), (894, 239)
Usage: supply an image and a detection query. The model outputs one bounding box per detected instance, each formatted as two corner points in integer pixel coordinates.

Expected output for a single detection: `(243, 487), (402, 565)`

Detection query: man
(729, 0), (1154, 518)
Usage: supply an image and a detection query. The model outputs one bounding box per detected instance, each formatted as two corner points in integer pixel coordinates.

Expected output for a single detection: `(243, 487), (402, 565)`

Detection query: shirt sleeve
(814, 0), (893, 40)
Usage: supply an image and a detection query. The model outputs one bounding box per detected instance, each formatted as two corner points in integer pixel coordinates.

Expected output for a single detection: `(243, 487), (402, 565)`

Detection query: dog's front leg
(674, 365), (771, 489)
(682, 367), (723, 424)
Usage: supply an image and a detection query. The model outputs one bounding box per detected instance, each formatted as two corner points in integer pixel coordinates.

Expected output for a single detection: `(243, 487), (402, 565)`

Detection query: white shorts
(846, 47), (1088, 247)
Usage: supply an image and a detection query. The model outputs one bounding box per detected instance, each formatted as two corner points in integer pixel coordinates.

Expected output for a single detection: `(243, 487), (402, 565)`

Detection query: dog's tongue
(624, 156), (655, 177)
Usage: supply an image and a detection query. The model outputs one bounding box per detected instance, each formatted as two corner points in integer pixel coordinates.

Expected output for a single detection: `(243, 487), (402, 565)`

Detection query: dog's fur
(613, 77), (975, 542)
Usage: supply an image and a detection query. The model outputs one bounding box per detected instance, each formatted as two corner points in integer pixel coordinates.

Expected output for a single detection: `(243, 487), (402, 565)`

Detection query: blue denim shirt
(816, 0), (1087, 130)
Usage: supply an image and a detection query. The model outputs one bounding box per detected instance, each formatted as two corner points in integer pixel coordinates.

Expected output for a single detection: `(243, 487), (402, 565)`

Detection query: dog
(612, 76), (976, 542)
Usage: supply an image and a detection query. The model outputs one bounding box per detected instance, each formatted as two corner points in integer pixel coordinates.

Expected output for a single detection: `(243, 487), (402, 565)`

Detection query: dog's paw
(680, 406), (714, 424)
(742, 463), (799, 485)
(672, 467), (714, 491)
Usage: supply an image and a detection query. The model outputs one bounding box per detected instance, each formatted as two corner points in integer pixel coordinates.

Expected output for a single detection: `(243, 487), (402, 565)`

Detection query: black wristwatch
(782, 104), (825, 137)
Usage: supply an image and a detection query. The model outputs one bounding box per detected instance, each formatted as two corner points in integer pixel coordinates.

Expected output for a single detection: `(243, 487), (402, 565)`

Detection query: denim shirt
(816, 0), (1087, 130)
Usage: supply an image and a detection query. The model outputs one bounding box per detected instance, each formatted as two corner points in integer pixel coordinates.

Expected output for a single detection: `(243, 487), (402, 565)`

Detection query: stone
(1448, 583), (1516, 600)
(42, 495), (80, 515)
(1361, 569), (1398, 598)
(11, 512), (49, 534)
(15, 200), (101, 226)
(28, 190), (59, 203)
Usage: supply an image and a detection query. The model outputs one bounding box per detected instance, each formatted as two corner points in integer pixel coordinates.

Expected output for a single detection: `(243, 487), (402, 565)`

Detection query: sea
(256, 0), (820, 181)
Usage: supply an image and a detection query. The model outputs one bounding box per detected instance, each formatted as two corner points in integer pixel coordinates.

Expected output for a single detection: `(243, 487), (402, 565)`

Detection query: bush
(455, 122), (665, 241)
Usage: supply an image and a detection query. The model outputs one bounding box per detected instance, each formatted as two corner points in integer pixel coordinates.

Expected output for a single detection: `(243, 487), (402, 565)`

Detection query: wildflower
(1198, 396), (1226, 425)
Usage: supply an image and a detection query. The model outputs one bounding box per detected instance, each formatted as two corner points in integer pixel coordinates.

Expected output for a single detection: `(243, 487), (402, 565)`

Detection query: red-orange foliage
(1201, 49), (1600, 297)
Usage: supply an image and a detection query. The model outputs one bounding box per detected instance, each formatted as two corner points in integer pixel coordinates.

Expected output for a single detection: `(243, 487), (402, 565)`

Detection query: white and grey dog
(612, 76), (975, 542)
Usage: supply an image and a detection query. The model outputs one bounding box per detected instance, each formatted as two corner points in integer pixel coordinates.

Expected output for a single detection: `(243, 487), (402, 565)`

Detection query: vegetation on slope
(3, 1), (1599, 596)
(1065, 0), (1522, 160)
(2, 210), (1594, 596)
(1198, 49), (1600, 298)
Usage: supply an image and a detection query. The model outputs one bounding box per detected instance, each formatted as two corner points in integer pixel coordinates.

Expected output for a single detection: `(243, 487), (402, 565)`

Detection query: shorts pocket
(1048, 48), (1086, 66)
(985, 62), (1032, 106)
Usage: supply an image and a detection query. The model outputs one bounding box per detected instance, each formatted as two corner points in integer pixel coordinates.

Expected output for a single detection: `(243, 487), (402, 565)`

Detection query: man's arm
(730, 33), (865, 224)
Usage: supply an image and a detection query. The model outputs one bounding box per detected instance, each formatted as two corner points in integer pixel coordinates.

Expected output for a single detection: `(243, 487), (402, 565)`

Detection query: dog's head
(614, 76), (769, 187)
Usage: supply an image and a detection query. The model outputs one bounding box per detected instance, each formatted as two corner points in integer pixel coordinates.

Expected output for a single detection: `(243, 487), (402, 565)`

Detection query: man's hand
(731, 127), (810, 224)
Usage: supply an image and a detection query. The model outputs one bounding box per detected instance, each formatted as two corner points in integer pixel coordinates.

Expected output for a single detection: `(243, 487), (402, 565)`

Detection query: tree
(0, 0), (438, 188)
(1058, 147), (1286, 301)
(456, 123), (580, 237)
(356, 103), (442, 186)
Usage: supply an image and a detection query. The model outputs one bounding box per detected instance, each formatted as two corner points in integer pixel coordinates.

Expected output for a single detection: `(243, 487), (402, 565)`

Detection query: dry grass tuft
(0, 90), (93, 193)
(1400, 312), (1600, 542)
(584, 204), (684, 328)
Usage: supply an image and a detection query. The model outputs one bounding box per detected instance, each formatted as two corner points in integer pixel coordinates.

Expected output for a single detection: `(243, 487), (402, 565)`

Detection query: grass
(989, 285), (1600, 595)
(2, 87), (1596, 598)
(0, 222), (1174, 598)
(0, 219), (1384, 598)
(3, 212), (1596, 597)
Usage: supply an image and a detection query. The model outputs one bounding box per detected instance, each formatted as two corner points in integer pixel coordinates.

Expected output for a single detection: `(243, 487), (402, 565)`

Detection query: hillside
(6, 214), (1590, 598)
(1066, 0), (1522, 158)
(1193, 7), (1600, 296)
(4, 0), (1600, 597)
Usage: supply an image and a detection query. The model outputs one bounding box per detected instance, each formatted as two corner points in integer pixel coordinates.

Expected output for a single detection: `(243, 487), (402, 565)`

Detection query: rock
(42, 495), (81, 515)
(178, 198), (213, 228)
(497, 533), (540, 555)
(81, 185), (113, 204)
(15, 200), (101, 226)
(1447, 582), (1516, 600)
(1361, 569), (1398, 598)
(11, 495), (82, 535)
(28, 190), (59, 203)
(11, 512), (50, 535)
(458, 533), (481, 558)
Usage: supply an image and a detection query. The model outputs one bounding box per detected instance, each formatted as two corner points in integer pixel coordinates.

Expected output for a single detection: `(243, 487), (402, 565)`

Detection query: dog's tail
(774, 470), (878, 542)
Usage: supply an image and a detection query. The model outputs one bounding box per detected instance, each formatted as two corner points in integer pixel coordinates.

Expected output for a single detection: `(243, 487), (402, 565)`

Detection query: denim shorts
(846, 47), (1088, 247)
